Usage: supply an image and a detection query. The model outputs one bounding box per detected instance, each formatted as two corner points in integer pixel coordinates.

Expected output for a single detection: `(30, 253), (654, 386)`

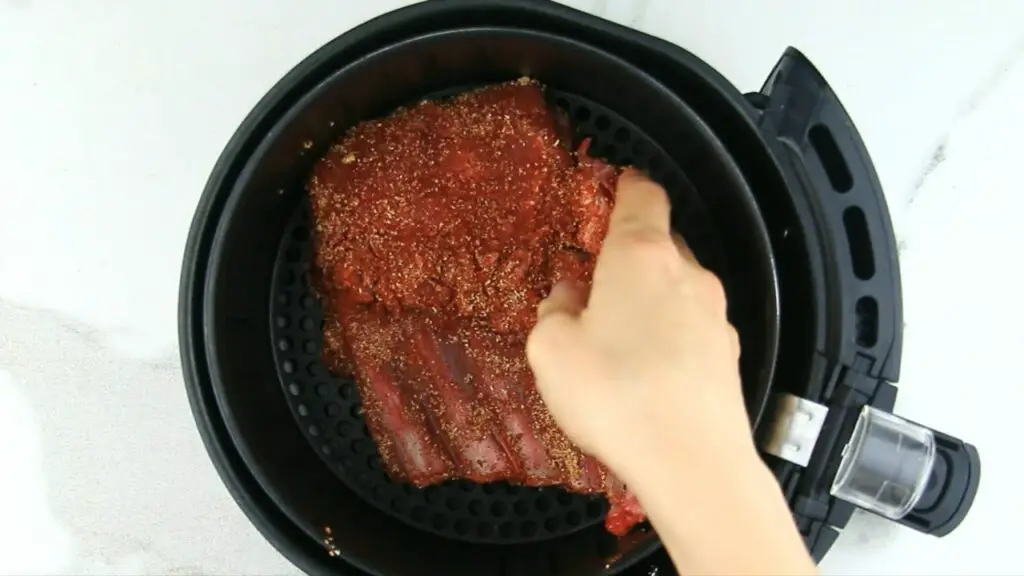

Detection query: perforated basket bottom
(269, 88), (721, 545)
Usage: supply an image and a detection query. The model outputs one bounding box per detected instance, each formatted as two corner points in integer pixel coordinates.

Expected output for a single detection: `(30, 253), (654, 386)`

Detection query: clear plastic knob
(830, 406), (937, 519)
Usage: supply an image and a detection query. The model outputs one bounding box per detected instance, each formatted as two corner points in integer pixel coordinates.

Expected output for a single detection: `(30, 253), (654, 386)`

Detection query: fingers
(530, 281), (586, 373)
(537, 281), (587, 321)
(528, 285), (586, 387)
(671, 232), (697, 263)
(606, 168), (672, 241)
(728, 324), (741, 360)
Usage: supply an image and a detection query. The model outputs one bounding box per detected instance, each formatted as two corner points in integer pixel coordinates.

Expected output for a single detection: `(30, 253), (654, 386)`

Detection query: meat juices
(307, 78), (645, 536)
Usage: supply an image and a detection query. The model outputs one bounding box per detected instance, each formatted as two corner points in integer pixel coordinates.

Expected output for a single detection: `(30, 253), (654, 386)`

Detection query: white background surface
(1, 0), (1022, 574)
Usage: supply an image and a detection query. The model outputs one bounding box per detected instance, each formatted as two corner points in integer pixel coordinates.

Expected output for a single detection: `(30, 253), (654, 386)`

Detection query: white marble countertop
(1, 0), (1022, 574)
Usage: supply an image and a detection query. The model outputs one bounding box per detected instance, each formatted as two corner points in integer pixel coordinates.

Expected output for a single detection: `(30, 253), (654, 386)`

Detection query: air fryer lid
(204, 26), (777, 576)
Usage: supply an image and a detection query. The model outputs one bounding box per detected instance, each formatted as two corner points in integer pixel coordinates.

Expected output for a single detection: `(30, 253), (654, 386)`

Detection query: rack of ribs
(307, 79), (645, 536)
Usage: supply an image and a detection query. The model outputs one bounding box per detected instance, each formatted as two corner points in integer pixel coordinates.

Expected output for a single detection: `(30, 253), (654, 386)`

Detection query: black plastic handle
(896, 421), (981, 536)
(749, 48), (980, 539)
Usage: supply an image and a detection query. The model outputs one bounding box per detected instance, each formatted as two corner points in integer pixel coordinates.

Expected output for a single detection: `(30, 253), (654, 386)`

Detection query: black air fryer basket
(179, 1), (981, 575)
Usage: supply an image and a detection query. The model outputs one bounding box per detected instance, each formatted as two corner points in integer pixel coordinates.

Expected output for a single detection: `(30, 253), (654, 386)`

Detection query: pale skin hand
(527, 169), (817, 575)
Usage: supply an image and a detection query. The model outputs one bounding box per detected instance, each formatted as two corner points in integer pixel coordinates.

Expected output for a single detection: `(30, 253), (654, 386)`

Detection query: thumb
(536, 281), (588, 321)
(527, 282), (592, 414)
(528, 281), (585, 370)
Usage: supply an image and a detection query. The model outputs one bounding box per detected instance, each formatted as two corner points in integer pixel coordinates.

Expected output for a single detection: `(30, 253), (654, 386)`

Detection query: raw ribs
(307, 79), (645, 536)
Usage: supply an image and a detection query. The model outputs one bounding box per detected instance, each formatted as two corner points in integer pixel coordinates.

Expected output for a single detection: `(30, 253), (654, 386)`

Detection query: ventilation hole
(855, 296), (879, 347)
(454, 519), (470, 536)
(292, 226), (308, 241)
(631, 139), (649, 158)
(469, 499), (484, 515)
(514, 500), (530, 516)
(544, 517), (562, 532)
(521, 521), (538, 537)
(613, 127), (630, 143)
(594, 115), (611, 132)
(843, 207), (875, 280)
(300, 317), (316, 331)
(285, 247), (301, 262)
(421, 486), (441, 504)
(352, 438), (374, 454)
(499, 522), (515, 538)
(287, 383), (300, 396)
(411, 506), (428, 523)
(307, 424), (320, 436)
(300, 295), (314, 309)
(324, 403), (341, 417)
(304, 339), (317, 353)
(647, 156), (663, 175)
(809, 124), (853, 192)
(296, 404), (309, 417)
(306, 361), (323, 377)
(315, 383), (330, 397)
(504, 484), (522, 495)
(321, 443), (332, 455)
(586, 500), (604, 519)
(349, 404), (362, 419)
(566, 511), (582, 527)
(482, 484), (499, 495)
(367, 455), (381, 471)
(276, 338), (291, 352)
(402, 484), (416, 496)
(336, 420), (354, 437)
(432, 515), (448, 530)
(446, 495), (462, 511)
(391, 499), (405, 514)
(491, 501), (508, 517)
(274, 315), (289, 329)
(280, 270), (295, 285)
(282, 359), (295, 374)
(478, 523), (494, 537)
(573, 106), (591, 123)
(535, 495), (552, 512)
(339, 383), (355, 400)
(556, 492), (572, 506)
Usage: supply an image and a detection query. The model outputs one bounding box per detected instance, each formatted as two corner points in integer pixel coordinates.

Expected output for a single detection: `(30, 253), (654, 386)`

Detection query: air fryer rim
(180, 6), (786, 576)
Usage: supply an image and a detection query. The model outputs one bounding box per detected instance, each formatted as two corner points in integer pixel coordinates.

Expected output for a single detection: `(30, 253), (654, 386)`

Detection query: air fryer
(178, 1), (981, 575)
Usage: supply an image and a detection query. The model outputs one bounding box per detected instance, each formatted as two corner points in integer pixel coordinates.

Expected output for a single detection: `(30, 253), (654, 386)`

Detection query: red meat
(308, 79), (644, 536)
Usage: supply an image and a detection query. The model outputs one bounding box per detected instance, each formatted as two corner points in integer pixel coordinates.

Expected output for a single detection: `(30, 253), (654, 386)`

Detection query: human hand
(527, 169), (816, 575)
(526, 168), (758, 488)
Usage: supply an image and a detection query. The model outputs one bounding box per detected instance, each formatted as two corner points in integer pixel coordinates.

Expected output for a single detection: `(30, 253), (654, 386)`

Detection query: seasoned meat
(307, 79), (645, 536)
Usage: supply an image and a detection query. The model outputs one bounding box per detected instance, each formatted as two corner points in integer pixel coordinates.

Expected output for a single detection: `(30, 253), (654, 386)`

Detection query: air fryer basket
(203, 27), (777, 576)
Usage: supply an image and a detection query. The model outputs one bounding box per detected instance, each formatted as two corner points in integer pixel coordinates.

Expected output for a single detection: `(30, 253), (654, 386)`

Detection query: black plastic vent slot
(855, 296), (879, 347)
(843, 206), (875, 280)
(809, 124), (853, 193)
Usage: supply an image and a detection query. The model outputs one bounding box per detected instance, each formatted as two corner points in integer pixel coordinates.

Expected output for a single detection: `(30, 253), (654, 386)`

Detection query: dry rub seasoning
(307, 79), (644, 536)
